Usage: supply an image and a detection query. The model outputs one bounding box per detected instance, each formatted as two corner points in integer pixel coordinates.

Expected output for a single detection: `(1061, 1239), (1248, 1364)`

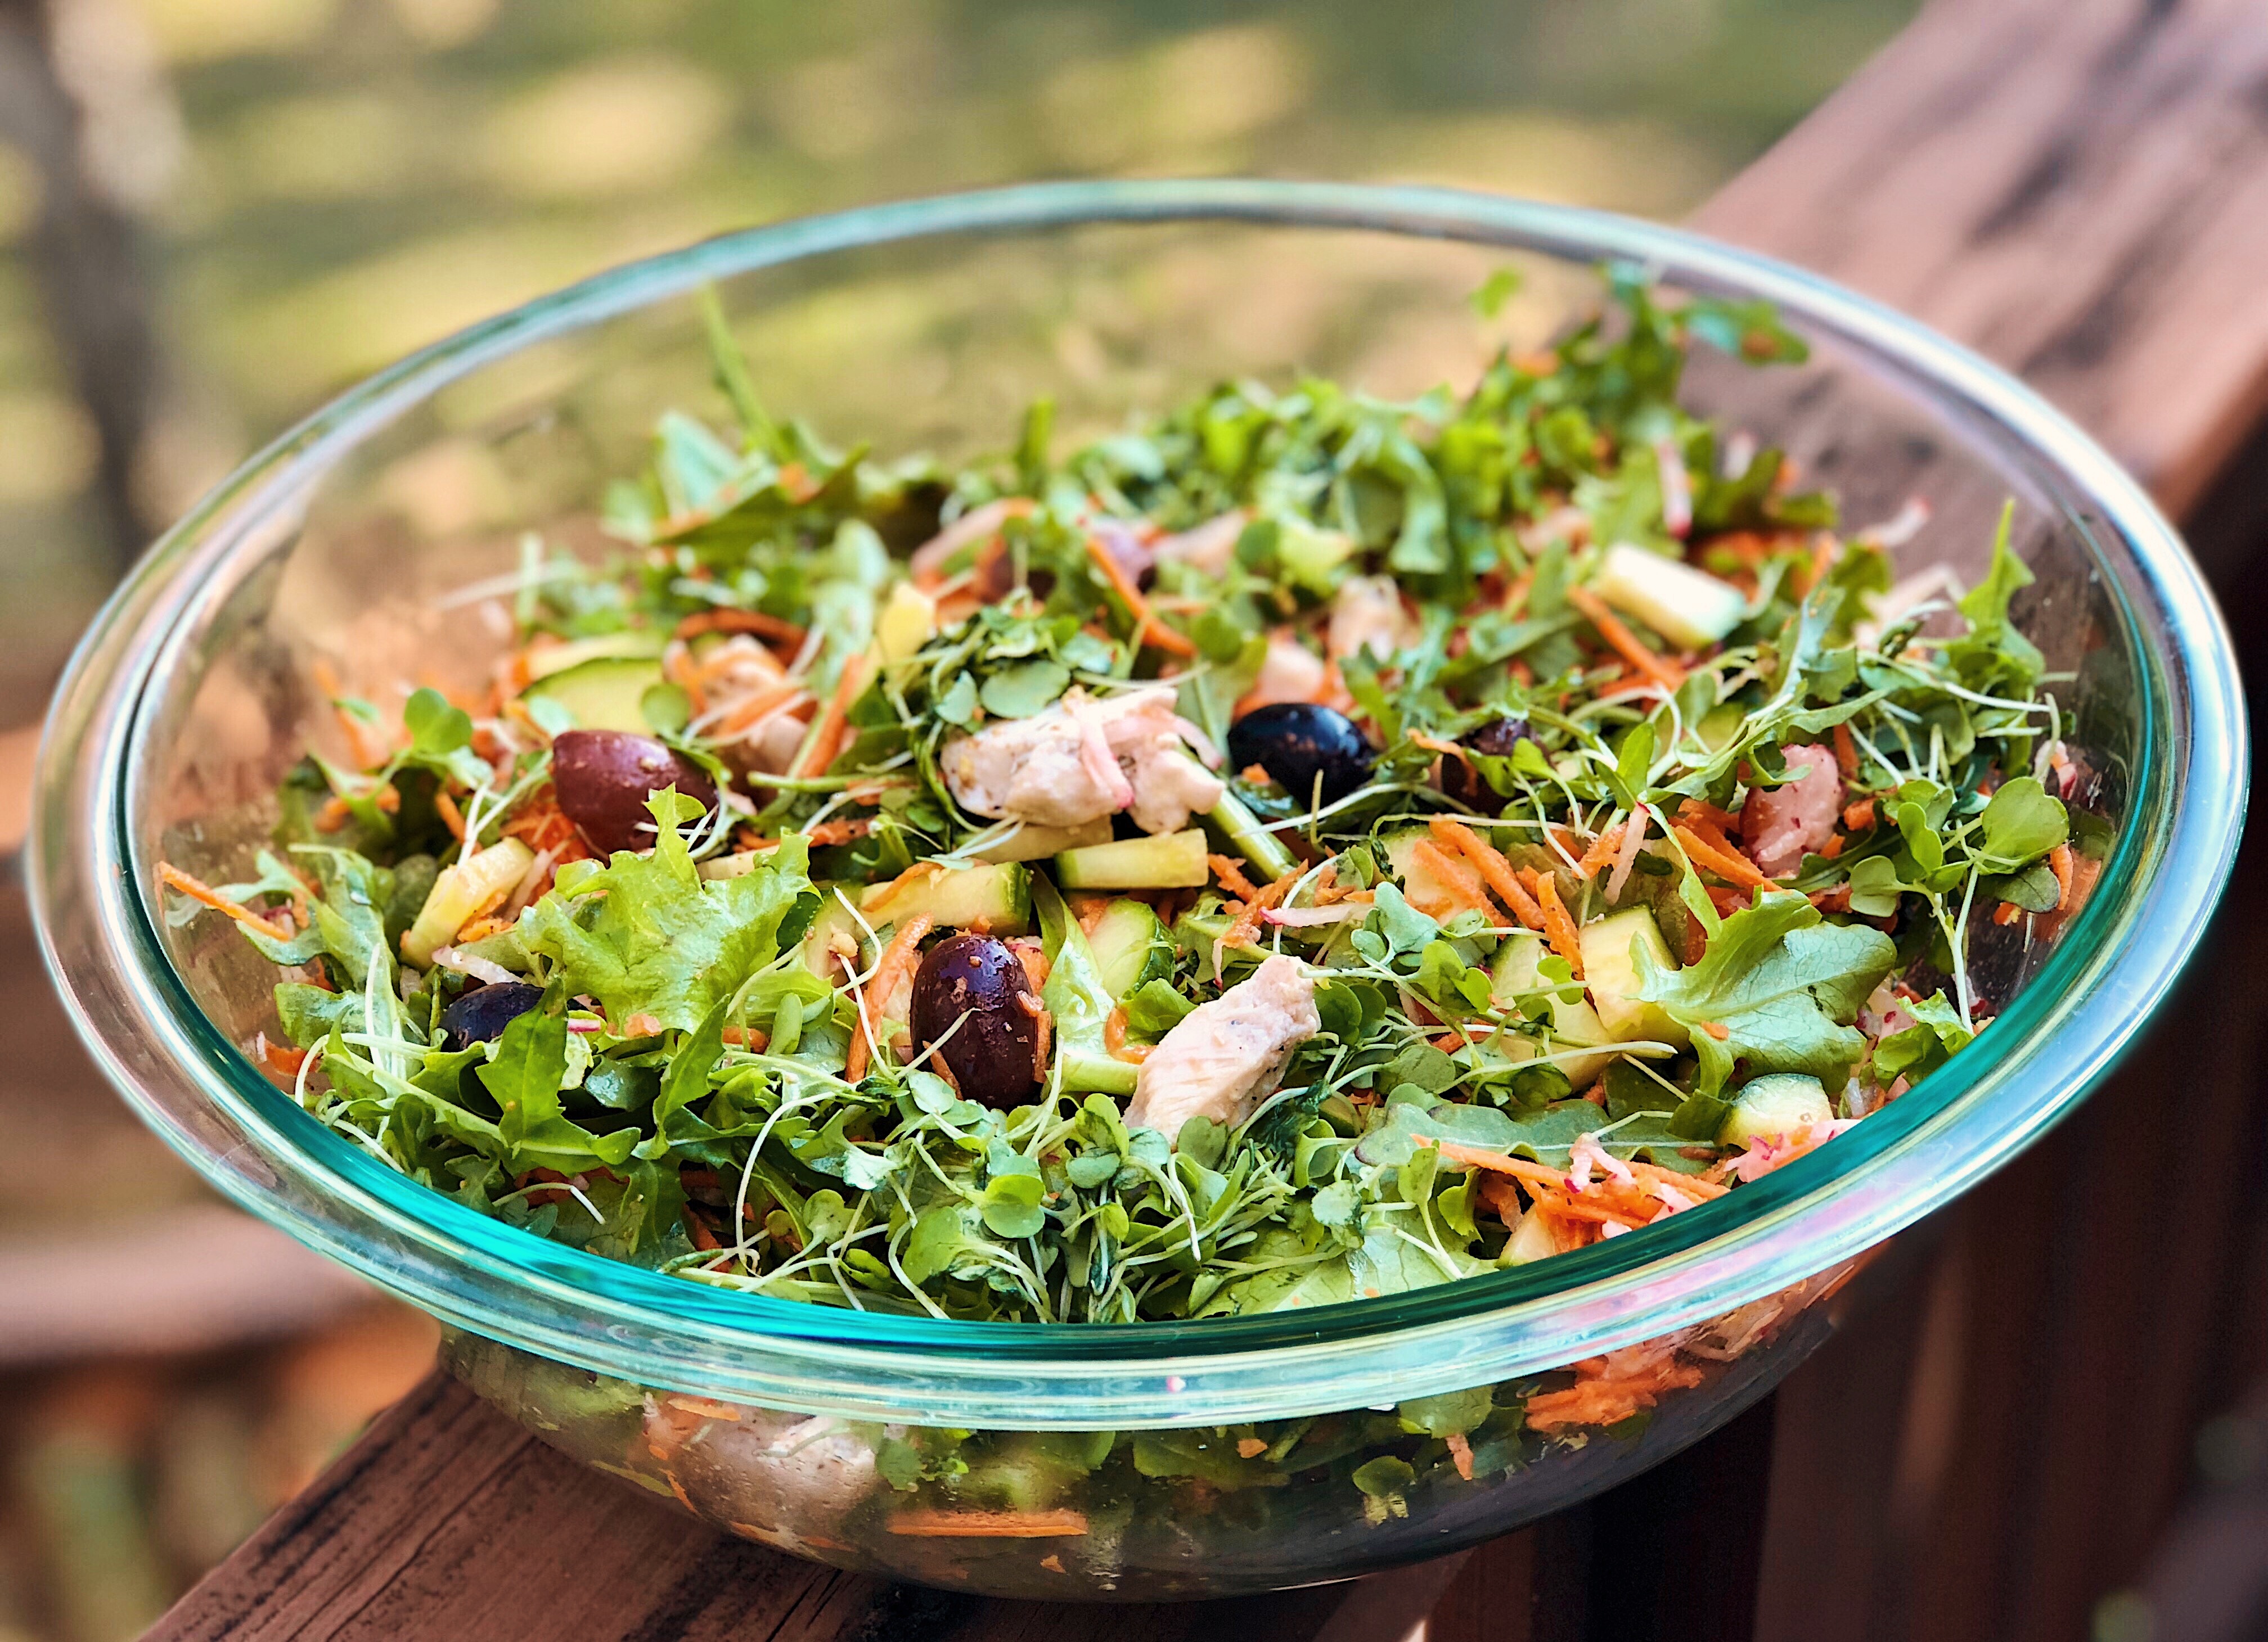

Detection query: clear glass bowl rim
(30, 179), (2246, 1428)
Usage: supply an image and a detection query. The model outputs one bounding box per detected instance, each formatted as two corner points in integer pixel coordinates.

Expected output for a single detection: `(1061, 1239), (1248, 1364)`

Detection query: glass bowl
(30, 181), (2244, 1599)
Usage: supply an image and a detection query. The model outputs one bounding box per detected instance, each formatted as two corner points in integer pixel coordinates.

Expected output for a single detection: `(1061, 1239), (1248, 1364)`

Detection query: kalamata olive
(908, 934), (1043, 1109)
(552, 729), (717, 855)
(1226, 702), (1374, 808)
(1439, 715), (1534, 811)
(438, 982), (543, 1052)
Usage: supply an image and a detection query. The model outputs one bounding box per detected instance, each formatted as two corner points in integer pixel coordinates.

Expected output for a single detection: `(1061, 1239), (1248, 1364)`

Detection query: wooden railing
(140, 0), (2268, 1636)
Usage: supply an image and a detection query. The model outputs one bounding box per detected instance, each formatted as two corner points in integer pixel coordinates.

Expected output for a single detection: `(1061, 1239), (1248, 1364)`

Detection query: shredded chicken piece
(1151, 511), (1249, 578)
(1328, 575), (1418, 663)
(940, 685), (1224, 835)
(1126, 955), (1319, 1139)
(1238, 630), (1329, 712)
(1740, 742), (1843, 877)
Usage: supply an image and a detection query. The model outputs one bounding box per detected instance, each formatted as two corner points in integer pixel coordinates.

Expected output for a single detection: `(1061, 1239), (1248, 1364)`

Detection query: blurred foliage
(0, 0), (1911, 711)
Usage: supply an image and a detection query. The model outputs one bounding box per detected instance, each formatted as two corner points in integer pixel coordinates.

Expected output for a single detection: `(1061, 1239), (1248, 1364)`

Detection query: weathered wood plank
(1692, 1), (2268, 1638)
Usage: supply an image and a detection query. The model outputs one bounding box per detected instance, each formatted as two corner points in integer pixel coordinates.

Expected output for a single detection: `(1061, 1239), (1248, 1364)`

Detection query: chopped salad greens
(164, 269), (2092, 1332)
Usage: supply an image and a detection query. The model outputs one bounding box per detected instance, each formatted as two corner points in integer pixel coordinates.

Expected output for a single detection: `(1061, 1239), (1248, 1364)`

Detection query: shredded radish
(1171, 714), (1223, 768)
(1571, 1131), (1635, 1190)
(1654, 437), (1693, 538)
(431, 945), (516, 986)
(1064, 696), (1136, 811)
(1650, 1179), (1698, 1214)
(909, 497), (1034, 579)
(1262, 904), (1360, 927)
(1857, 495), (1932, 548)
(1605, 804), (1652, 903)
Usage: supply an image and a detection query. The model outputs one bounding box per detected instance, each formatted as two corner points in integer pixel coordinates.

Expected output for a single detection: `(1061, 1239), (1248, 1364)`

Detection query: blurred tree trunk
(0, 0), (172, 582)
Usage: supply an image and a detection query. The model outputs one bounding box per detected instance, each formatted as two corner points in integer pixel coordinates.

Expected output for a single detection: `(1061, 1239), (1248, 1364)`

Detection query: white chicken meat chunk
(1127, 955), (1320, 1140)
(1740, 742), (1844, 877)
(1151, 511), (1250, 579)
(1328, 575), (1419, 663)
(941, 685), (1224, 836)
(1236, 630), (1329, 716)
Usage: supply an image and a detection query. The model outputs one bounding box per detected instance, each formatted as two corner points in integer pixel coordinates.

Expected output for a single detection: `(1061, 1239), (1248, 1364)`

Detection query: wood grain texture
(142, 1373), (1397, 1642)
(1693, 2), (2268, 1639)
(1695, 0), (2268, 518)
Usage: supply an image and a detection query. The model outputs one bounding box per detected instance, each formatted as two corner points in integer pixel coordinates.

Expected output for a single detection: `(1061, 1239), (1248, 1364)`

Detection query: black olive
(1226, 702), (1374, 808)
(552, 729), (718, 855)
(439, 982), (543, 1053)
(1438, 716), (1534, 811)
(907, 934), (1043, 1109)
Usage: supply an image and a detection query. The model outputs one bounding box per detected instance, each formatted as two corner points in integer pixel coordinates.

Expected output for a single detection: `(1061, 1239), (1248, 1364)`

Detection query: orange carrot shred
(1521, 868), (1584, 976)
(1428, 815), (1545, 929)
(1842, 797), (1876, 832)
(849, 913), (933, 1083)
(1566, 586), (1684, 690)
(157, 864), (293, 943)
(2048, 842), (2073, 911)
(1408, 838), (1498, 921)
(672, 608), (808, 649)
(1833, 723), (1860, 778)
(1208, 854), (1262, 903)
(1672, 824), (1767, 890)
(1086, 536), (1196, 658)
(1576, 823), (1624, 879)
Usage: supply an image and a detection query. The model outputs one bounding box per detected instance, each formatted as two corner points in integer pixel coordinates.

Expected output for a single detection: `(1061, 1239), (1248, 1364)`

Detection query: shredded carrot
(435, 790), (465, 840)
(1208, 854), (1262, 903)
(1565, 586), (1684, 690)
(683, 1208), (723, 1252)
(2048, 842), (2073, 911)
(1698, 1020), (1730, 1041)
(1427, 815), (1545, 929)
(1992, 901), (2023, 926)
(1445, 1432), (1475, 1481)
(1521, 868), (1584, 976)
(671, 608), (808, 648)
(788, 654), (873, 780)
(254, 1034), (308, 1078)
(1808, 885), (1853, 914)
(1707, 884), (1750, 918)
(1411, 732), (1473, 771)
(157, 864), (293, 942)
(888, 1509), (1090, 1539)
(1575, 823), (1624, 880)
(1672, 824), (1768, 890)
(1818, 834), (1845, 860)
(1408, 838), (1496, 920)
(848, 913), (933, 1083)
(1420, 1138), (1568, 1193)
(1842, 797), (1876, 832)
(1219, 865), (1300, 954)
(1677, 799), (1740, 835)
(1104, 1005), (1152, 1064)
(1431, 1031), (1469, 1054)
(715, 682), (807, 738)
(1833, 723), (1859, 779)
(1086, 535), (1196, 657)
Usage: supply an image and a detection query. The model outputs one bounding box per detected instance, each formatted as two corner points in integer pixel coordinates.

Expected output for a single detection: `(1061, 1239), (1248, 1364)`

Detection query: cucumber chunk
(1488, 931), (1617, 1087)
(1577, 905), (1691, 1050)
(1207, 790), (1298, 882)
(1086, 899), (1172, 998)
(799, 882), (872, 978)
(1717, 1073), (1834, 1147)
(969, 817), (1114, 864)
(860, 860), (1033, 935)
(1054, 828), (1209, 890)
(1592, 543), (1747, 651)
(521, 656), (669, 734)
(524, 632), (665, 682)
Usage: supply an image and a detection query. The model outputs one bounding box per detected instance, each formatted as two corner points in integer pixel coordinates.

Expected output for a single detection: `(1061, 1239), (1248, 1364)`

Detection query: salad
(162, 269), (2091, 1354)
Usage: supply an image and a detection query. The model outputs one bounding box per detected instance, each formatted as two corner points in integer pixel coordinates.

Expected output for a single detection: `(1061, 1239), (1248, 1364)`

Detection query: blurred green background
(0, 0), (1914, 717)
(0, 1), (1912, 1637)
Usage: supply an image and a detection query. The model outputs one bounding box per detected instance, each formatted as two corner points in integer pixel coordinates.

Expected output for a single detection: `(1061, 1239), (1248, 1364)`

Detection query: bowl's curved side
(27, 182), (2249, 1433)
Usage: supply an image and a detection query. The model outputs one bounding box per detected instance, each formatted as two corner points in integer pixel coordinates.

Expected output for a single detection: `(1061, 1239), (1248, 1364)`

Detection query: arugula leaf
(1635, 892), (1896, 1093)
(478, 997), (640, 1174)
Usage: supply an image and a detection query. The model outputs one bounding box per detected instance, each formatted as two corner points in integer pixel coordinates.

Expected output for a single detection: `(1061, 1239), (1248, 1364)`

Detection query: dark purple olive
(439, 982), (543, 1053)
(1227, 702), (1374, 808)
(552, 729), (717, 855)
(908, 934), (1043, 1108)
(1439, 716), (1534, 811)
